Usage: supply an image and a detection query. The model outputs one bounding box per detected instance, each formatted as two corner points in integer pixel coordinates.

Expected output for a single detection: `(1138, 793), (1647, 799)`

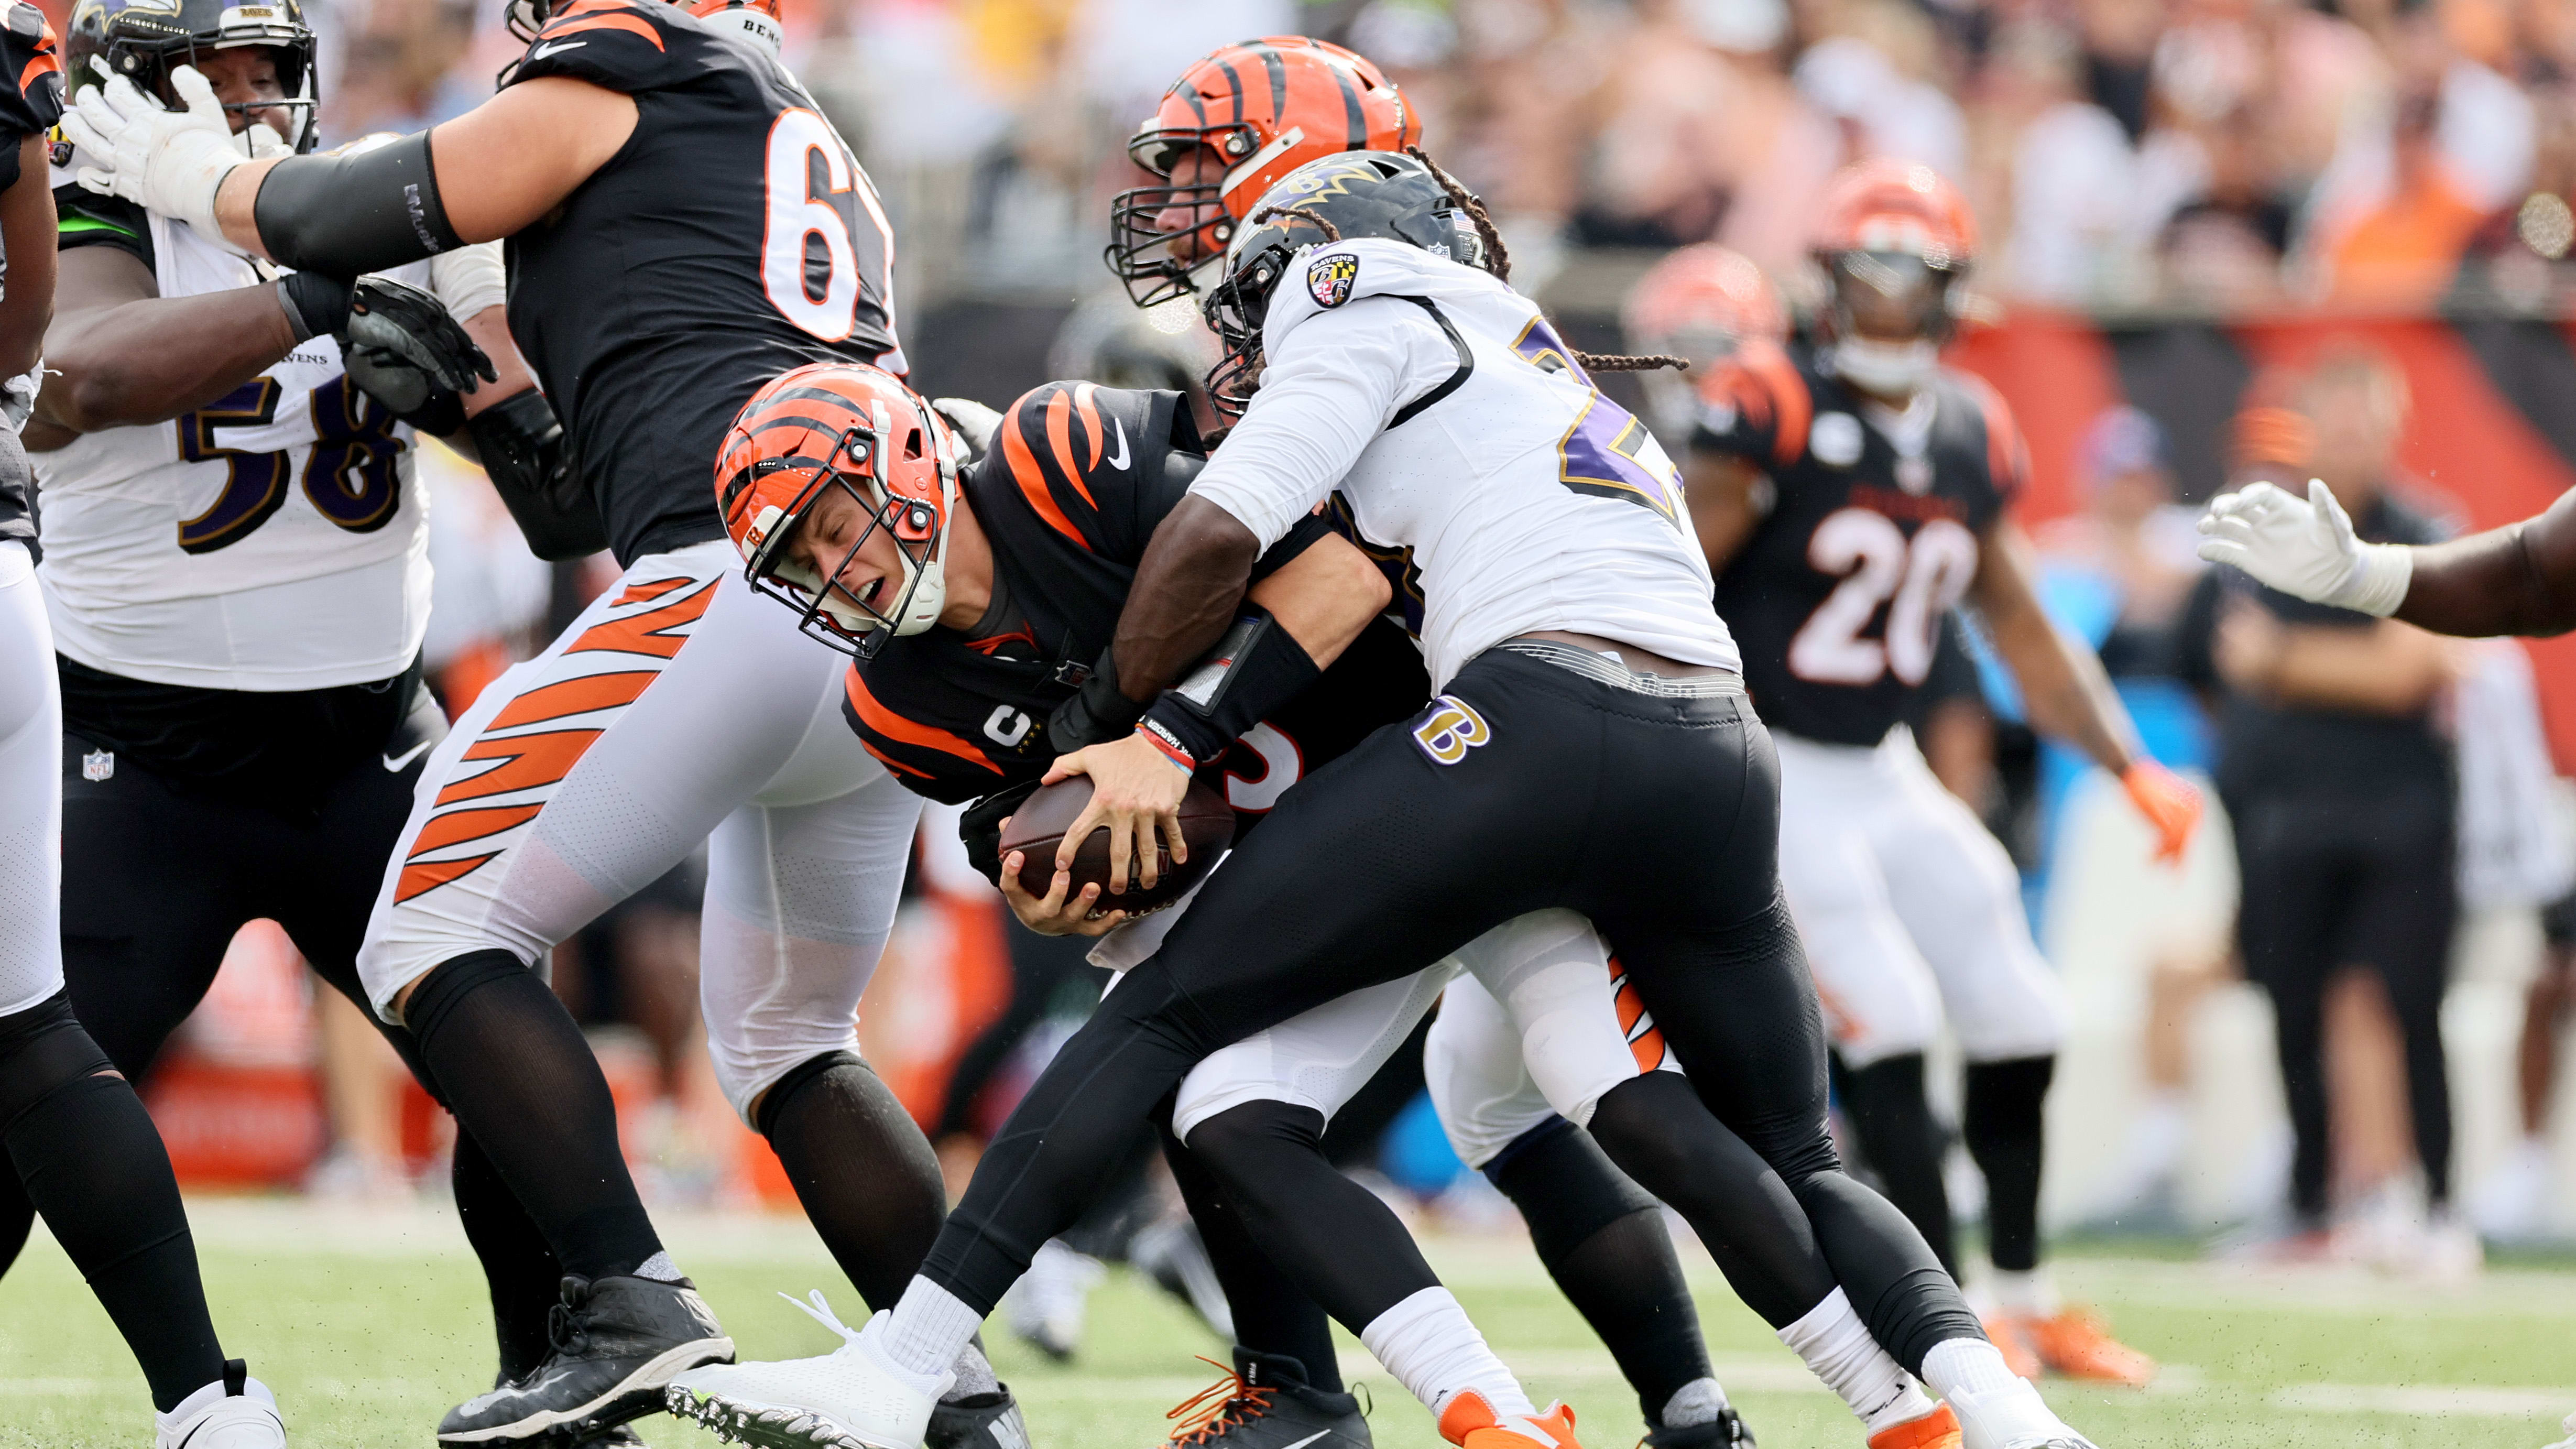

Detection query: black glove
(467, 388), (607, 561)
(341, 339), (466, 434)
(343, 276), (496, 396)
(959, 780), (1043, 888)
(1044, 648), (1145, 753)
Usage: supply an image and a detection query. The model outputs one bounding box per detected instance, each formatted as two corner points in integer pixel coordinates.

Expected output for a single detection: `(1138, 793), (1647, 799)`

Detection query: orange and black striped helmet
(1108, 36), (1418, 308)
(716, 362), (960, 659)
(1622, 243), (1788, 366)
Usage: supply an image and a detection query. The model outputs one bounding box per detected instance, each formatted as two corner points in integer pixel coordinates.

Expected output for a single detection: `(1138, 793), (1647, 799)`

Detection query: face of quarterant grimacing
(1154, 147), (1232, 264)
(187, 45), (294, 140)
(784, 480), (991, 633)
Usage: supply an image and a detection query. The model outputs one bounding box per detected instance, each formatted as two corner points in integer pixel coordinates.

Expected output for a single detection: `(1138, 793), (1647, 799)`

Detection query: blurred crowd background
(44, 0), (2576, 1300)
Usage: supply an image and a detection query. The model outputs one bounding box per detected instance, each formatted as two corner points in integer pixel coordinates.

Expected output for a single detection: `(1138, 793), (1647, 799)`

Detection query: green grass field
(3, 1199), (2571, 1448)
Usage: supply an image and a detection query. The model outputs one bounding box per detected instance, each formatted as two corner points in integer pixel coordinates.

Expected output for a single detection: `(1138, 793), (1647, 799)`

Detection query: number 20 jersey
(1693, 341), (2027, 747)
(38, 189), (430, 692)
(505, 0), (901, 566)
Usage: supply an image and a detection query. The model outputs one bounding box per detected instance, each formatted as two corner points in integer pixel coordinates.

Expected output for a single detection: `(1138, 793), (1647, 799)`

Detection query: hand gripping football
(997, 776), (1235, 915)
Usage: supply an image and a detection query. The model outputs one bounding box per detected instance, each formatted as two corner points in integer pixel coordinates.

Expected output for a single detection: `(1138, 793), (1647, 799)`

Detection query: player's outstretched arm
(31, 247), (299, 440)
(1973, 516), (2201, 861)
(2391, 488), (2576, 637)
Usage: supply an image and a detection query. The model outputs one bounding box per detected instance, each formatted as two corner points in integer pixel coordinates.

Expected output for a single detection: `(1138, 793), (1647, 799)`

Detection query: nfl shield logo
(81, 749), (113, 782)
(1307, 253), (1359, 309)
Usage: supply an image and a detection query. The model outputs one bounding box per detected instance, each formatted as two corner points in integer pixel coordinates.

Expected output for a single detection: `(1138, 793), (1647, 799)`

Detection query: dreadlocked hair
(1248, 204), (1341, 243)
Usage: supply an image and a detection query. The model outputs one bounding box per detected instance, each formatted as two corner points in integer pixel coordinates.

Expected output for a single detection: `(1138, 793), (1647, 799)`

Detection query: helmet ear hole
(904, 427), (924, 460)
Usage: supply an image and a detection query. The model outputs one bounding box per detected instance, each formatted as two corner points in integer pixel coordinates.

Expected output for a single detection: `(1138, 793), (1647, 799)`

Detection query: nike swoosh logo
(383, 739), (433, 772)
(1105, 416), (1130, 471)
(529, 39), (586, 58)
(1277, 1432), (1328, 1449)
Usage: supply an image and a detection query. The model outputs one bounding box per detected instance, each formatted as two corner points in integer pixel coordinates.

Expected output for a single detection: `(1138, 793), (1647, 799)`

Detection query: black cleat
(929, 1388), (1033, 1449)
(1644, 1407), (1756, 1448)
(1160, 1349), (1370, 1449)
(437, 1274), (734, 1446)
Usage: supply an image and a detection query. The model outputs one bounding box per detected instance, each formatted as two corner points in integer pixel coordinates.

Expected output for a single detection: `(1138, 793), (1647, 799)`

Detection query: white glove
(429, 241), (509, 323)
(930, 396), (1004, 462)
(58, 64), (246, 248)
(2196, 478), (2414, 616)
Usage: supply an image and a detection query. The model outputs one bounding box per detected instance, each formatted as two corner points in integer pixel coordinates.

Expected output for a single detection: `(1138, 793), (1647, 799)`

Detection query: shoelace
(781, 1288), (865, 1348)
(546, 1292), (590, 1357)
(1163, 1357), (1274, 1447)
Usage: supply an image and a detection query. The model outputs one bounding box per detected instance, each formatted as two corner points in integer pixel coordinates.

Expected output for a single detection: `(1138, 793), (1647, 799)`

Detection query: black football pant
(927, 641), (1980, 1374)
(0, 720), (566, 1380)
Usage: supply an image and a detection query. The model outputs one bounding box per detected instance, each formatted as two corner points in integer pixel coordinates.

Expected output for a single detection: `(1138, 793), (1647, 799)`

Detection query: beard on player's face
(1154, 148), (1230, 263)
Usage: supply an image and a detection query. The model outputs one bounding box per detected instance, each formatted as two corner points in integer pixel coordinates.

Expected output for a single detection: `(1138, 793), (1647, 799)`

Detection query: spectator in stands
(1986, 20), (2148, 302)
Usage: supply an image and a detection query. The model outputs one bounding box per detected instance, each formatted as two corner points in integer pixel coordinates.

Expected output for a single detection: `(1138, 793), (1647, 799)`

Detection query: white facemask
(1833, 337), (1938, 397)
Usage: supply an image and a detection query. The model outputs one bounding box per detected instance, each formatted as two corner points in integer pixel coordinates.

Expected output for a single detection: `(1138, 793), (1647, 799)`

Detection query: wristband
(1140, 608), (1321, 765)
(1136, 719), (1197, 773)
(276, 271), (355, 343)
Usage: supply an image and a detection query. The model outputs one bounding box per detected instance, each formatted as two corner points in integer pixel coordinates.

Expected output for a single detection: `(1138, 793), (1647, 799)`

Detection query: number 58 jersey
(1694, 341), (2026, 747)
(36, 190), (430, 692)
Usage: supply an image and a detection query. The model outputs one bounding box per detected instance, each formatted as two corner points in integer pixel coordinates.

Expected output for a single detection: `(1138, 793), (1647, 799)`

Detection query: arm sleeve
(1186, 297), (1457, 550)
(54, 185), (151, 268)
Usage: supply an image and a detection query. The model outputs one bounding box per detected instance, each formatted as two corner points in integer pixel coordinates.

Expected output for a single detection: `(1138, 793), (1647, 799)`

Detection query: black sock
(1157, 1113), (1342, 1393)
(405, 951), (662, 1281)
(1488, 1119), (1711, 1423)
(0, 1163), (32, 1278)
(0, 996), (223, 1411)
(452, 1126), (566, 1381)
(1834, 1053), (1958, 1279)
(757, 1052), (946, 1310)
(1962, 1055), (2053, 1274)
(1184, 1099), (1441, 1332)
(1586, 1072), (1835, 1328)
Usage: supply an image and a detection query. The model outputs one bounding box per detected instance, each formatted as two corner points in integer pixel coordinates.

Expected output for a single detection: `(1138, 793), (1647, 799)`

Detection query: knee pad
(402, 950), (534, 1044)
(753, 1050), (869, 1139)
(1482, 1117), (1658, 1265)
(0, 993), (116, 1132)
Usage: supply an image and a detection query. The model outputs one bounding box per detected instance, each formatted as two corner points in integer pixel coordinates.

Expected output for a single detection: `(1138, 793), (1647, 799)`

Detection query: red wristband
(1135, 720), (1196, 774)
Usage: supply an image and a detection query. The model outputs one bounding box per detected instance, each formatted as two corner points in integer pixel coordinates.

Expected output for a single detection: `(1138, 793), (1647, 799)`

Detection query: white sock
(631, 1250), (684, 1283)
(883, 1277), (985, 1381)
(1658, 1377), (1729, 1429)
(1921, 1336), (2068, 1449)
(1776, 1288), (1935, 1435)
(1986, 1267), (2058, 1318)
(1359, 1286), (1535, 1420)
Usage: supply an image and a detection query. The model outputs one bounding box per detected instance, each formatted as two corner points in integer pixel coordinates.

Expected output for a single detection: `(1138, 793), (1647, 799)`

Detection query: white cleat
(2544, 1410), (2576, 1449)
(666, 1292), (950, 1449)
(1946, 1377), (2099, 1449)
(1002, 1239), (1102, 1362)
(157, 1361), (286, 1448)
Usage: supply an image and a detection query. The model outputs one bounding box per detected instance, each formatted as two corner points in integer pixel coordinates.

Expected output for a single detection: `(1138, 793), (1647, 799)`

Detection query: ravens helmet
(66, 0), (316, 153)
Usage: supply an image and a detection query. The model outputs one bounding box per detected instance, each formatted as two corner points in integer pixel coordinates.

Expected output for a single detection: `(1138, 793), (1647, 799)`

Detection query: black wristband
(253, 130), (463, 276)
(1140, 608), (1319, 765)
(1044, 648), (1146, 753)
(276, 271), (354, 343)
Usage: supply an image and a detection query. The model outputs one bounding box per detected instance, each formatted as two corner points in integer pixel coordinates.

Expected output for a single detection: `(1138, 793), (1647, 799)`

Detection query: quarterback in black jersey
(61, 4), (960, 1446)
(1674, 163), (2197, 1384)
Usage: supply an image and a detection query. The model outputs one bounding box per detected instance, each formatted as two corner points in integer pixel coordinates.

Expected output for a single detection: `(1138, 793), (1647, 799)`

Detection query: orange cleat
(2018, 1308), (2157, 1387)
(1437, 1392), (1582, 1449)
(1979, 1313), (2043, 1380)
(1866, 1402), (1962, 1449)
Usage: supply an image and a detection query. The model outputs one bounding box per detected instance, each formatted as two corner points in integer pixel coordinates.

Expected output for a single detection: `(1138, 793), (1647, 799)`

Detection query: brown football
(997, 775), (1235, 915)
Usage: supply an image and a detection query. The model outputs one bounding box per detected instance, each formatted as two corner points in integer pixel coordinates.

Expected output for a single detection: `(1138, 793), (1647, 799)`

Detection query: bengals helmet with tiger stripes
(1622, 243), (1787, 443)
(1108, 36), (1418, 307)
(717, 362), (962, 659)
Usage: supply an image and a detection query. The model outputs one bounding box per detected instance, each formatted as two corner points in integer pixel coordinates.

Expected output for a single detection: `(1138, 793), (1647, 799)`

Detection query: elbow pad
(253, 131), (464, 277)
(1045, 648), (1146, 754)
(466, 389), (607, 561)
(1139, 608), (1319, 766)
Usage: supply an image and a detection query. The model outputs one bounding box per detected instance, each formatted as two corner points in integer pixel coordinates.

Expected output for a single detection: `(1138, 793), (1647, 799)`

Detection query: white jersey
(1189, 237), (1737, 689)
(36, 203), (431, 691)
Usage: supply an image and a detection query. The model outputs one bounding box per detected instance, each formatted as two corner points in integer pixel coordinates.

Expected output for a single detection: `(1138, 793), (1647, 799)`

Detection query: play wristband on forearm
(275, 271), (354, 342)
(1139, 607), (1320, 765)
(253, 130), (463, 276)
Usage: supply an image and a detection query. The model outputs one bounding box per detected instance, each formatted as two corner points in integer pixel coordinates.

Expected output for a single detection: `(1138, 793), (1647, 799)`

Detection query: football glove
(2120, 759), (2201, 866)
(345, 276), (496, 397)
(931, 396), (1004, 466)
(467, 388), (606, 561)
(2197, 478), (2413, 616)
(959, 780), (1043, 888)
(62, 63), (247, 251)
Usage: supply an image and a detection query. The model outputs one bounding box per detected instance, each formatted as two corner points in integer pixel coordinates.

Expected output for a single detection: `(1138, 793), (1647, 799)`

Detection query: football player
(60, 4), (1020, 1446)
(0, 8), (295, 1447)
(684, 150), (2108, 1449)
(1675, 161), (2195, 1382)
(7, 5), (598, 1438)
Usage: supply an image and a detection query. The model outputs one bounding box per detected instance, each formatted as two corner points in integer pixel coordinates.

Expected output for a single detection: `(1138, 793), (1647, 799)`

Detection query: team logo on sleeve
(1307, 253), (1359, 309)
(1410, 695), (1491, 766)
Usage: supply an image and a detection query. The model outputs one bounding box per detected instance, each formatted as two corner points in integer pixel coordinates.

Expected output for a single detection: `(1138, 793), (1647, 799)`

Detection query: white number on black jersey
(1786, 510), (1978, 687)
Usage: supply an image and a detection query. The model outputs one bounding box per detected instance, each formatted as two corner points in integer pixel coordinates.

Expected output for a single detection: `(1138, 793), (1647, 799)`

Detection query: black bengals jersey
(504, 0), (900, 566)
(1694, 341), (2026, 748)
(0, 0), (57, 563)
(848, 380), (1427, 838)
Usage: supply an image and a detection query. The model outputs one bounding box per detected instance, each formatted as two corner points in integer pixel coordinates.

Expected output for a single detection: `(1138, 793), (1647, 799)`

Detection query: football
(997, 775), (1236, 915)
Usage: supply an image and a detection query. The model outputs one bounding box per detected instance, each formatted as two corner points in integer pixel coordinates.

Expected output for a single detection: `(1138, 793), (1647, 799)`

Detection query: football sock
(0, 996), (222, 1411)
(1776, 1286), (1935, 1435)
(1160, 1115), (1342, 1392)
(756, 1052), (945, 1309)
(1962, 1056), (2053, 1274)
(1782, 1169), (1984, 1377)
(1986, 1267), (2059, 1318)
(450, 1127), (567, 1381)
(1183, 1098), (1443, 1328)
(1486, 1117), (1710, 1421)
(1834, 1053), (1959, 1278)
(404, 951), (664, 1281)
(1921, 1335), (2066, 1443)
(1360, 1285), (1535, 1420)
(884, 1277), (985, 1381)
